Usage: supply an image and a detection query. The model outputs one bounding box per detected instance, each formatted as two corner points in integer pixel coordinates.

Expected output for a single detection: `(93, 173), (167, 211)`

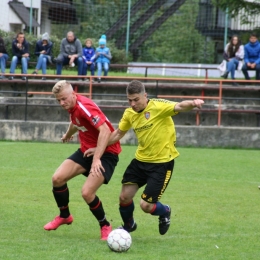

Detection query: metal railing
(1, 73), (260, 126)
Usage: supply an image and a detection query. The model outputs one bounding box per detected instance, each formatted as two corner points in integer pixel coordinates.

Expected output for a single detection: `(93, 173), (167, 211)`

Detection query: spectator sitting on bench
(32, 32), (53, 80)
(0, 36), (9, 79)
(220, 35), (244, 86)
(95, 35), (112, 83)
(9, 32), (30, 81)
(82, 38), (95, 82)
(55, 31), (83, 81)
(242, 33), (260, 81)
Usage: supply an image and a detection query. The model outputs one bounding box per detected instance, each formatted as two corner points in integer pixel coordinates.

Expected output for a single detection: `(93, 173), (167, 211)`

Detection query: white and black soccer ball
(107, 228), (132, 252)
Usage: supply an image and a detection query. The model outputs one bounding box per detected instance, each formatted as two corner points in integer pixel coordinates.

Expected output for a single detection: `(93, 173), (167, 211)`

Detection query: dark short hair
(126, 80), (145, 95)
(16, 32), (24, 38)
(250, 32), (258, 38)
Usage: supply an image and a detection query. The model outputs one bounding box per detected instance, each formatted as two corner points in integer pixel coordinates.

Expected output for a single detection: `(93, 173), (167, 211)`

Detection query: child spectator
(32, 32), (53, 80)
(0, 36), (8, 79)
(9, 32), (30, 80)
(95, 35), (112, 83)
(82, 38), (95, 82)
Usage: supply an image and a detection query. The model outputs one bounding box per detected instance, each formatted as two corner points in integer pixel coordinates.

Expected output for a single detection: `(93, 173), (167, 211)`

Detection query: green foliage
(212, 0), (260, 20)
(51, 0), (137, 39)
(239, 27), (260, 46)
(0, 142), (260, 259)
(6, 0), (259, 64)
(51, 0), (215, 63)
(141, 0), (215, 63)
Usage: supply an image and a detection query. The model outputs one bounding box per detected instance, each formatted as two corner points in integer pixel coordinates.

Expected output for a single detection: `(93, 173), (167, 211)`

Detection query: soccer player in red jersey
(43, 80), (121, 240)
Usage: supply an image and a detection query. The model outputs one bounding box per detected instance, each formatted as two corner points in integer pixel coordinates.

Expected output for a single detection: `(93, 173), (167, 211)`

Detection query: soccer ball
(107, 228), (132, 252)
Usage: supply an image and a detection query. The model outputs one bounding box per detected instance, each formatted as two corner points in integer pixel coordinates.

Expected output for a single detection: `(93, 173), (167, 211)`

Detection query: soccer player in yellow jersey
(85, 80), (204, 235)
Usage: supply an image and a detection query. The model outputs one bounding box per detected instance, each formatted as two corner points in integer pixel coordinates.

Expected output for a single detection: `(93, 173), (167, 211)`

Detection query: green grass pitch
(0, 141), (259, 260)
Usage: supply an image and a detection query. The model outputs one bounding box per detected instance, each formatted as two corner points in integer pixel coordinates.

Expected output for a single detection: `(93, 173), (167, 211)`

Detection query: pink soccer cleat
(100, 225), (112, 240)
(44, 215), (74, 231)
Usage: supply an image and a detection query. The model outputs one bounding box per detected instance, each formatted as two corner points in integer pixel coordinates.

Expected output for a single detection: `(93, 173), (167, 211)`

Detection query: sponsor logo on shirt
(92, 115), (100, 125)
(134, 123), (153, 132)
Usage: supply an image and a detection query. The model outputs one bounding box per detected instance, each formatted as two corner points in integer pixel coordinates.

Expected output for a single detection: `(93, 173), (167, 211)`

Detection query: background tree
(212, 0), (260, 22)
(139, 0), (215, 63)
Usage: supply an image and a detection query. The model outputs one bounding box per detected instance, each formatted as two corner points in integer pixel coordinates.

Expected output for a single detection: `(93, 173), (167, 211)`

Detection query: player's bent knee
(119, 194), (131, 204)
(52, 174), (66, 187)
(140, 200), (153, 213)
(81, 189), (88, 199)
(81, 189), (93, 202)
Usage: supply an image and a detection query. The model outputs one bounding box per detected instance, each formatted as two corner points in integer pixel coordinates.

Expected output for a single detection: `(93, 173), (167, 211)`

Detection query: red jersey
(68, 95), (121, 155)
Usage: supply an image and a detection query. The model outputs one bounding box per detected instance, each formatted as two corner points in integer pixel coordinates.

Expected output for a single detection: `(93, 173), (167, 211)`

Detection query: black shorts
(68, 149), (119, 184)
(122, 159), (174, 203)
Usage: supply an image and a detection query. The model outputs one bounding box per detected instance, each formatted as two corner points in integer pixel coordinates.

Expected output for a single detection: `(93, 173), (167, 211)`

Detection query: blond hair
(85, 38), (93, 44)
(52, 80), (73, 95)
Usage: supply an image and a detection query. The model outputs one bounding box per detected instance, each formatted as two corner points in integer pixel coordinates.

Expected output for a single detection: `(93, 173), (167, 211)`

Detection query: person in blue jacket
(242, 33), (260, 81)
(9, 32), (30, 80)
(82, 38), (95, 82)
(95, 35), (112, 83)
(32, 32), (53, 80)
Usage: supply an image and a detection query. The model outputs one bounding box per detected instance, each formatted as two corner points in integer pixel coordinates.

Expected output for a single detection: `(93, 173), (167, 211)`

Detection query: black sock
(53, 184), (70, 218)
(150, 202), (167, 216)
(119, 200), (135, 229)
(88, 196), (109, 227)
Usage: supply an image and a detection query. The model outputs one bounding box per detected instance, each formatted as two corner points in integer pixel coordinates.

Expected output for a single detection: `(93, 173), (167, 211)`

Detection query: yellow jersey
(119, 99), (180, 163)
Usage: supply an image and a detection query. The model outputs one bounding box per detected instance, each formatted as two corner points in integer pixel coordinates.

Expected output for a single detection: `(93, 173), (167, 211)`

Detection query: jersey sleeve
(118, 110), (132, 132)
(153, 99), (179, 117)
(77, 100), (106, 129)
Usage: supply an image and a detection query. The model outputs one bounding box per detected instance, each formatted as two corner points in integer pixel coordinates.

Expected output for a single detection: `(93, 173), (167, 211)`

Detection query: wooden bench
(1, 74), (260, 89)
(5, 62), (218, 79)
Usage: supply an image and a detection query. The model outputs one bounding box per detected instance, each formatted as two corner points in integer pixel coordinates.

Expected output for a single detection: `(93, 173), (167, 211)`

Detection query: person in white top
(221, 35), (244, 85)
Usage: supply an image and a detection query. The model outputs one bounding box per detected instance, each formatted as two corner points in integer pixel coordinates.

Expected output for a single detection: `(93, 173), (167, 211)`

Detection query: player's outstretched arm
(174, 99), (204, 112)
(108, 128), (127, 145)
(84, 129), (126, 157)
(61, 122), (78, 143)
(84, 128), (126, 158)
